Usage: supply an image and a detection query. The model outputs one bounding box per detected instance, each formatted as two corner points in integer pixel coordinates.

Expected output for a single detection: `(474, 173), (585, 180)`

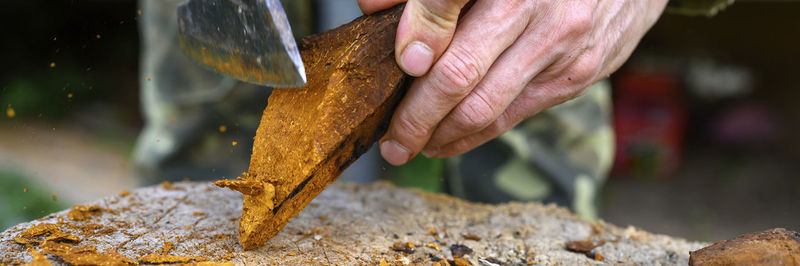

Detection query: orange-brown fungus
(212, 5), (410, 250)
(23, 249), (51, 266)
(14, 224), (60, 245)
(13, 222), (135, 265)
(59, 246), (136, 265)
(67, 205), (103, 221)
(138, 254), (209, 264)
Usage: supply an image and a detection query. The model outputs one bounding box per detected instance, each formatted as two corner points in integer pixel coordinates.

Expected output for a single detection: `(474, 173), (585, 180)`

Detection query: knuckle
(558, 3), (594, 38)
(455, 92), (498, 131)
(417, 0), (462, 31)
(569, 52), (603, 84)
(394, 114), (432, 141)
(433, 46), (484, 95)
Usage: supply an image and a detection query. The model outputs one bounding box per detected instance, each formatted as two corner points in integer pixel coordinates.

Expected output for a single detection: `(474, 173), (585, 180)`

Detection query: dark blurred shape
(612, 69), (687, 179)
(710, 101), (779, 149)
(0, 0), (140, 127)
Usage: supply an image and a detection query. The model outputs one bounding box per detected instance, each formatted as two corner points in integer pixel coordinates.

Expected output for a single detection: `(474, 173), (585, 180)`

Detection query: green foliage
(1, 69), (95, 120)
(386, 156), (445, 193)
(0, 170), (67, 230)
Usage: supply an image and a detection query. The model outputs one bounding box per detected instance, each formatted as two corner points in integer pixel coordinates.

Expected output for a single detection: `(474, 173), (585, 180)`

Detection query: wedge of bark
(689, 228), (800, 265)
(213, 5), (411, 250)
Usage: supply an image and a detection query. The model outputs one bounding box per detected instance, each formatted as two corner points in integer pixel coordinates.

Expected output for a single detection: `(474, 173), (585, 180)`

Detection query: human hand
(358, 0), (668, 165)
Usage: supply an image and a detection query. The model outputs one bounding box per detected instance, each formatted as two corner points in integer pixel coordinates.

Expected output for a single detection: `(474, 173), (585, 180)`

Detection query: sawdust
(426, 242), (441, 252)
(12, 220), (136, 265)
(67, 205), (103, 221)
(138, 254), (209, 264)
(462, 234), (481, 241)
(60, 246), (136, 265)
(138, 239), (210, 264)
(23, 250), (51, 266)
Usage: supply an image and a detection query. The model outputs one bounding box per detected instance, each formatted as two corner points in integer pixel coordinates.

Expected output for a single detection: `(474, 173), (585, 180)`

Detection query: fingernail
(380, 140), (412, 166)
(400, 41), (434, 77)
(422, 147), (439, 158)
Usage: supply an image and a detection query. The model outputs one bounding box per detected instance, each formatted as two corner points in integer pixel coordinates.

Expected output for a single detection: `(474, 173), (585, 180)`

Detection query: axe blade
(177, 0), (306, 88)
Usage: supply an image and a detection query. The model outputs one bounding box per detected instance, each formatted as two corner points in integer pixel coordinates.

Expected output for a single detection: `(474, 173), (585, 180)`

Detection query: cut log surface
(1, 181), (706, 265)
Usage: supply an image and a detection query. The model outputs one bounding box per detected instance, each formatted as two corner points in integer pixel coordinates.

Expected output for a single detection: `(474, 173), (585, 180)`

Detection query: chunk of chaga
(214, 4), (411, 250)
(689, 228), (800, 265)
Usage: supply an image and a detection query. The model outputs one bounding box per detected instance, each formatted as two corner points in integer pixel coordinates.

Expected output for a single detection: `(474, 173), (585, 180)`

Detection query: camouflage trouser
(444, 81), (614, 221)
(133, 0), (613, 220)
(133, 0), (314, 185)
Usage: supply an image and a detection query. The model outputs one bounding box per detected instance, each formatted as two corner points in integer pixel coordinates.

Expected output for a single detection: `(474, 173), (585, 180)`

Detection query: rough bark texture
(214, 4), (412, 250)
(1, 181), (707, 265)
(689, 228), (800, 265)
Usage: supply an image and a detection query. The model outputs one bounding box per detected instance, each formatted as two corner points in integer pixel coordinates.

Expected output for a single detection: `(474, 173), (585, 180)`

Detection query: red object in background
(612, 70), (687, 179)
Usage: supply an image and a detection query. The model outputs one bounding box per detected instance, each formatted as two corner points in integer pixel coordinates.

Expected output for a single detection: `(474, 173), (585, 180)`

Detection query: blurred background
(1, 0), (798, 243)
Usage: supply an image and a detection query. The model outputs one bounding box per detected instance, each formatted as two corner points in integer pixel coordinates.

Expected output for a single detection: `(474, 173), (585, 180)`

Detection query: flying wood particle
(218, 125), (227, 132)
(52, 194), (57, 201)
(463, 234), (481, 241)
(146, 77), (152, 81)
(119, 190), (130, 197)
(6, 107), (15, 118)
(232, 141), (238, 146)
(67, 93), (73, 99)
(50, 62), (56, 68)
(23, 188), (28, 193)
(96, 34), (101, 39)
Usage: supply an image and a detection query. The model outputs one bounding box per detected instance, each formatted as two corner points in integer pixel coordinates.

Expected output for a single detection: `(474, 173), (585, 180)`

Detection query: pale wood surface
(1, 182), (706, 265)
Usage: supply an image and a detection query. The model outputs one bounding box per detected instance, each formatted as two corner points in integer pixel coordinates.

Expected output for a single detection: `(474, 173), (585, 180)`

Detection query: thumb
(396, 0), (470, 77)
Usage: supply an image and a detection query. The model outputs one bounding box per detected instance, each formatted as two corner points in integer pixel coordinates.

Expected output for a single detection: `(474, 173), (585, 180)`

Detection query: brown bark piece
(689, 228), (800, 265)
(214, 5), (411, 250)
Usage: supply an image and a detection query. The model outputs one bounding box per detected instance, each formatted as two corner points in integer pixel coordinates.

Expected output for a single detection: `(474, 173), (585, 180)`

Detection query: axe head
(177, 0), (306, 88)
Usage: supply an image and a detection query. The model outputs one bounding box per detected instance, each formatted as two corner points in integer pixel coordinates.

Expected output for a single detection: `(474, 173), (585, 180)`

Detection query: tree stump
(1, 181), (706, 265)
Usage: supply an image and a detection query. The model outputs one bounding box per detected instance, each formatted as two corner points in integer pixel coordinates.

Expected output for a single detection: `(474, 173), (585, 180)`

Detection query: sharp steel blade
(177, 0), (306, 88)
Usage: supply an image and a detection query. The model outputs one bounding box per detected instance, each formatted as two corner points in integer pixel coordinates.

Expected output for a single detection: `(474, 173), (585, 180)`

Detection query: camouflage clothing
(134, 0), (313, 185)
(440, 81), (613, 220)
(134, 0), (725, 220)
